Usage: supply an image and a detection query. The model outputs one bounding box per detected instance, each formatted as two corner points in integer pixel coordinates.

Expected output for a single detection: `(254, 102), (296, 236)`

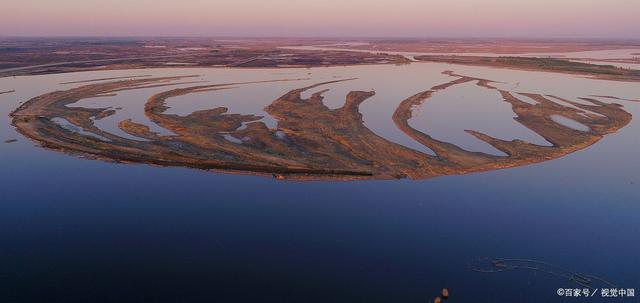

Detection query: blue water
(1, 66), (639, 302)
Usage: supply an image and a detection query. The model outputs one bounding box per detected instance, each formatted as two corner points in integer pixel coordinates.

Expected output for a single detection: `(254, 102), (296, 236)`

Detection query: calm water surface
(1, 63), (639, 302)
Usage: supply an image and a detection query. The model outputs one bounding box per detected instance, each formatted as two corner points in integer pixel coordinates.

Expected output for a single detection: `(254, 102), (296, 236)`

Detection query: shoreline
(3, 55), (638, 84)
(413, 55), (640, 82)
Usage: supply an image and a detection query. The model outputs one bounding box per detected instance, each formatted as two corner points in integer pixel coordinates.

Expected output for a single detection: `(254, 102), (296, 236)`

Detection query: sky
(1, 0), (639, 38)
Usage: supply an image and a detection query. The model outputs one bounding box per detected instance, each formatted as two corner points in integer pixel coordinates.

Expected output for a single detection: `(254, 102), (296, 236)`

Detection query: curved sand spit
(10, 72), (632, 180)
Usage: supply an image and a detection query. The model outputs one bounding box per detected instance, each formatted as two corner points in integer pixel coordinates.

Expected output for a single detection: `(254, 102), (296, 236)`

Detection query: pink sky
(1, 0), (639, 38)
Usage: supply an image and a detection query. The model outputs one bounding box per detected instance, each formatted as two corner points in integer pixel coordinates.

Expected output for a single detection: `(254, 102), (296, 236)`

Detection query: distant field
(2, 37), (639, 80)
(0, 37), (407, 77)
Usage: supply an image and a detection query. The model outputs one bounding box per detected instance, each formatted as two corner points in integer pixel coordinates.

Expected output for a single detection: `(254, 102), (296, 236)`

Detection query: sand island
(10, 70), (632, 180)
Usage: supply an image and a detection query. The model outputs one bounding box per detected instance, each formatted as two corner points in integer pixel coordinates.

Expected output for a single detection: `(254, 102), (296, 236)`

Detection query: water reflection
(1, 64), (639, 302)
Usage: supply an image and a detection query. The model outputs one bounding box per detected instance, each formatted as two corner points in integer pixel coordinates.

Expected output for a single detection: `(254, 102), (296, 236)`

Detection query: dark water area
(1, 65), (639, 302)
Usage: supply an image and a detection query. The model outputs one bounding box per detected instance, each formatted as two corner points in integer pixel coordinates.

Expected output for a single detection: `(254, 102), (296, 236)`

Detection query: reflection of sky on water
(410, 81), (552, 156)
(1, 64), (639, 302)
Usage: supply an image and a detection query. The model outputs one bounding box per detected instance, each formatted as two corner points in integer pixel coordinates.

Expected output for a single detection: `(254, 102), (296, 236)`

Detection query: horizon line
(2, 35), (640, 42)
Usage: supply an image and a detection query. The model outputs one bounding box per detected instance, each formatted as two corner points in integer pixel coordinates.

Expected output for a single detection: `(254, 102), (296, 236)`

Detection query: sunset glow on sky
(1, 0), (639, 38)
